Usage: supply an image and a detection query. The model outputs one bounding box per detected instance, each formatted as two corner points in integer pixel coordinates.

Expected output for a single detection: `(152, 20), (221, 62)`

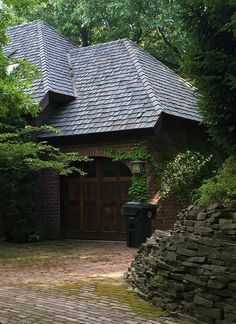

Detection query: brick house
(5, 20), (206, 240)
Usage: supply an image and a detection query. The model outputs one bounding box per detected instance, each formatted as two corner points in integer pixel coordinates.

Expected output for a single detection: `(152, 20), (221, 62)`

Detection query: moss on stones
(95, 281), (167, 319)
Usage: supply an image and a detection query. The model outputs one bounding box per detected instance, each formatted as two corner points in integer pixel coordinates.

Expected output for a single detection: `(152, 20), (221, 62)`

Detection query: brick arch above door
(63, 144), (134, 174)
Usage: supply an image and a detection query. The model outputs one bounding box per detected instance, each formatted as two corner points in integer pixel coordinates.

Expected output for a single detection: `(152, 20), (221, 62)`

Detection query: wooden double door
(61, 157), (132, 240)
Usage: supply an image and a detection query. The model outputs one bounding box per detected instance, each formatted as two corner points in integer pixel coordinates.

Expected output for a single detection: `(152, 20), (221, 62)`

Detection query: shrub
(197, 155), (236, 205)
(159, 150), (214, 201)
(12, 218), (41, 243)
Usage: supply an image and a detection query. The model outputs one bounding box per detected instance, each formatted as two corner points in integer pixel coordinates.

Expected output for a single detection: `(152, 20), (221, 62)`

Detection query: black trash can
(122, 201), (157, 248)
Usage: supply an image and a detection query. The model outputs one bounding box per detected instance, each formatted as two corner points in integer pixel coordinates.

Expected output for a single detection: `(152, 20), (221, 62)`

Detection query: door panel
(61, 157), (131, 240)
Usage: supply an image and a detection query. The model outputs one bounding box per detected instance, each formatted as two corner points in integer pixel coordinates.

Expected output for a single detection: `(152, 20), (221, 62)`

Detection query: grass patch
(11, 280), (82, 296)
(95, 281), (168, 319)
(0, 241), (111, 267)
(11, 281), (44, 289)
(0, 241), (77, 262)
(52, 281), (82, 295)
(79, 252), (110, 262)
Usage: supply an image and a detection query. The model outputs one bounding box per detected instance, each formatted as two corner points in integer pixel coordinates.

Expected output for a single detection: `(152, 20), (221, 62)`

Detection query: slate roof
(5, 21), (201, 137)
(5, 20), (76, 103)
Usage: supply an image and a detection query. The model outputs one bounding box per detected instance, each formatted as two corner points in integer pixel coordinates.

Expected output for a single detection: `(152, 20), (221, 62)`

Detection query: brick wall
(37, 115), (208, 238)
(37, 169), (60, 238)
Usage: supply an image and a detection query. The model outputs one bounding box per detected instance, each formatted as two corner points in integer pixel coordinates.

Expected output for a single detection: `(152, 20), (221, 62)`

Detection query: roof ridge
(7, 20), (41, 30)
(37, 21), (49, 93)
(123, 39), (163, 116)
(67, 52), (77, 97)
(69, 38), (126, 54)
(129, 40), (196, 92)
(8, 20), (77, 48)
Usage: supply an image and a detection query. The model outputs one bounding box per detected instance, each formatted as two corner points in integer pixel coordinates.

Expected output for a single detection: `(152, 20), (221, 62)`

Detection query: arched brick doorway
(60, 157), (132, 240)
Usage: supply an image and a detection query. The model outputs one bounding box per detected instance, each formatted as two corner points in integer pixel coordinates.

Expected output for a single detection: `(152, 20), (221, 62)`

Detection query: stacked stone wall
(125, 202), (236, 324)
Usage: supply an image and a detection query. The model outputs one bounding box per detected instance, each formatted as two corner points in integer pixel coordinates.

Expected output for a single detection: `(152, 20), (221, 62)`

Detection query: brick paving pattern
(0, 241), (179, 324)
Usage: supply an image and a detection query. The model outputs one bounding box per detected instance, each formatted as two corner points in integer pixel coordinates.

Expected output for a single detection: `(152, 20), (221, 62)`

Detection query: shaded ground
(0, 240), (182, 323)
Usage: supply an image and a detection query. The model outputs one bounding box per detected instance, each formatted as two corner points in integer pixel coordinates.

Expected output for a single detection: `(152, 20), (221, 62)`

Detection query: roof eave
(38, 125), (156, 142)
(39, 90), (75, 111)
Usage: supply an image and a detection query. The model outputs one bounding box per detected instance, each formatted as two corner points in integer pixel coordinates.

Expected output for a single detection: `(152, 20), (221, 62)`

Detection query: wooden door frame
(60, 157), (132, 239)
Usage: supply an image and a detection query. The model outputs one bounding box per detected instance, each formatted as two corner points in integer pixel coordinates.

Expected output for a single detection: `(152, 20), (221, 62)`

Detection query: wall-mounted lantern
(130, 160), (145, 175)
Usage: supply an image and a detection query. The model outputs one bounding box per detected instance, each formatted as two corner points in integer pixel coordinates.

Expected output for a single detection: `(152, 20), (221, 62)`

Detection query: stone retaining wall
(125, 202), (236, 323)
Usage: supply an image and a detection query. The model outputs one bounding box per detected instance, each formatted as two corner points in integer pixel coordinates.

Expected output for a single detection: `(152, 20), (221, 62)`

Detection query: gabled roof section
(5, 20), (76, 105)
(123, 40), (200, 122)
(44, 39), (200, 137)
(5, 21), (201, 137)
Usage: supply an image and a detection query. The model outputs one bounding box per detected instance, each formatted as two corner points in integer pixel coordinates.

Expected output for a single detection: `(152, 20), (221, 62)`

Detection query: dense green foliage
(0, 1), (88, 242)
(106, 142), (219, 203)
(179, 0), (236, 154)
(197, 155), (236, 205)
(160, 151), (214, 201)
(11, 0), (184, 69)
(178, 0), (236, 205)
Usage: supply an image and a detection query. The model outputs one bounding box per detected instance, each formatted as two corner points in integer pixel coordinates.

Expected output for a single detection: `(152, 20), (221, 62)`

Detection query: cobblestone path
(0, 241), (179, 324)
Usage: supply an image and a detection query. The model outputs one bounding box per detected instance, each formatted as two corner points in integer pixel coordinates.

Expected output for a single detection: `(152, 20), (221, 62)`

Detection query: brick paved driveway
(0, 240), (179, 324)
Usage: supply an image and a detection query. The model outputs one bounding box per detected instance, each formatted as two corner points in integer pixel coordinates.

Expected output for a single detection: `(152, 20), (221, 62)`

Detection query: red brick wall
(37, 115), (207, 238)
(145, 115), (206, 230)
(37, 169), (60, 238)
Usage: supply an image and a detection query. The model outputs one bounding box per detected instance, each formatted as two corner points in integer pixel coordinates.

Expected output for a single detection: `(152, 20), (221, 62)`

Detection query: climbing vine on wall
(105, 139), (221, 204)
(105, 142), (151, 202)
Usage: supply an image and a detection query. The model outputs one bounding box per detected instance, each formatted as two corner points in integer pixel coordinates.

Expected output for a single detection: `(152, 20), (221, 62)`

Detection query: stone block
(224, 297), (236, 305)
(197, 212), (207, 221)
(215, 302), (236, 314)
(195, 306), (224, 320)
(209, 289), (234, 297)
(197, 237), (223, 247)
(224, 311), (236, 322)
(158, 269), (171, 277)
(165, 251), (177, 261)
(207, 279), (227, 289)
(186, 226), (194, 232)
(183, 220), (195, 227)
(172, 266), (185, 273)
(155, 259), (173, 271)
(211, 275), (230, 284)
(194, 227), (213, 234)
(193, 313), (215, 324)
(197, 292), (223, 302)
(201, 264), (227, 273)
(187, 256), (205, 263)
(152, 274), (166, 285)
(166, 302), (178, 311)
(219, 219), (236, 230)
(182, 261), (201, 268)
(169, 273), (183, 281)
(182, 291), (195, 302)
(176, 248), (197, 257)
(185, 274), (208, 286)
(194, 295), (214, 308)
(215, 320), (235, 324)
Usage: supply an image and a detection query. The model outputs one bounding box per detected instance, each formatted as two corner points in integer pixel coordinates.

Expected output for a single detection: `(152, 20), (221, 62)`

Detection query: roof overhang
(40, 90), (75, 111)
(38, 126), (156, 145)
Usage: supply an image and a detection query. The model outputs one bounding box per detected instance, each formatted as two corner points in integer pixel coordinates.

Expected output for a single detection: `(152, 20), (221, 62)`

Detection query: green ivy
(128, 172), (149, 202)
(106, 140), (221, 204)
(105, 141), (151, 202)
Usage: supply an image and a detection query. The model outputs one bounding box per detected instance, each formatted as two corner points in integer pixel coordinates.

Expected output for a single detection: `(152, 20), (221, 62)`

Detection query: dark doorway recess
(61, 157), (132, 240)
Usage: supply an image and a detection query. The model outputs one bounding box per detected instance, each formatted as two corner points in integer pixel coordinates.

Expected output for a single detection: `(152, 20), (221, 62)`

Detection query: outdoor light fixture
(130, 160), (145, 175)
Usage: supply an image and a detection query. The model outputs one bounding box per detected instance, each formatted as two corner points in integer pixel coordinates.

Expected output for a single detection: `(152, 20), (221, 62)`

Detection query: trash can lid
(123, 201), (157, 208)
